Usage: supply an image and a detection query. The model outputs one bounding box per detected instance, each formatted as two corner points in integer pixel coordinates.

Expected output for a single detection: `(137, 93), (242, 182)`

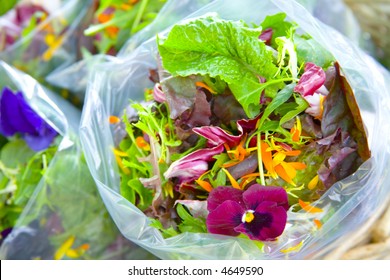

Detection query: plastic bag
(0, 0), (95, 98)
(45, 0), (214, 101)
(0, 61), (154, 260)
(80, 0), (390, 259)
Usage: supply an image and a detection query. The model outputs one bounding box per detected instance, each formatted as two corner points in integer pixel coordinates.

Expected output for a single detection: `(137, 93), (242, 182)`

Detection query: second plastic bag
(80, 0), (390, 259)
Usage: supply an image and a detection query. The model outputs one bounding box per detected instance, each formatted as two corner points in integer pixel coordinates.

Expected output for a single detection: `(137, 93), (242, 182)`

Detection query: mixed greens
(113, 13), (370, 244)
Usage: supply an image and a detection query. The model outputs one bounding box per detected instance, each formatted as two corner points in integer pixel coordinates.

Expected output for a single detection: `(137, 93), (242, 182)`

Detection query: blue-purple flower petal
(0, 87), (57, 151)
(206, 200), (244, 236)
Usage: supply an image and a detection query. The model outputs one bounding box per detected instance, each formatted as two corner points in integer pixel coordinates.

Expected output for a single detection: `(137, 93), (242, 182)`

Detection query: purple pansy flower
(0, 87), (57, 151)
(206, 184), (289, 241)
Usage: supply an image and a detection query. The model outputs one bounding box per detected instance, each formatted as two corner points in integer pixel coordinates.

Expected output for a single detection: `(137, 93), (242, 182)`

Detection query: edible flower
(294, 62), (328, 119)
(206, 184), (289, 241)
(0, 87), (57, 151)
(54, 235), (89, 260)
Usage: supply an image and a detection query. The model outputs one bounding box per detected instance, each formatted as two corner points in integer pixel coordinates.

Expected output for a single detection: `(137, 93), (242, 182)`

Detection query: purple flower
(0, 87), (57, 151)
(206, 184), (289, 241)
(294, 62), (328, 119)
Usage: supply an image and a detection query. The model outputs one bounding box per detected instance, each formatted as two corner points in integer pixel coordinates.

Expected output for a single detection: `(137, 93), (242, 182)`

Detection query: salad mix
(112, 13), (370, 244)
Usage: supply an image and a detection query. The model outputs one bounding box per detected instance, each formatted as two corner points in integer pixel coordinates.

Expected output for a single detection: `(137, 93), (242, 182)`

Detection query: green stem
(131, 0), (149, 34)
(257, 132), (265, 186)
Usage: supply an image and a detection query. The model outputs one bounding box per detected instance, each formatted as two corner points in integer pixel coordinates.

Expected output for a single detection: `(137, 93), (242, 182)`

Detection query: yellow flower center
(242, 210), (255, 223)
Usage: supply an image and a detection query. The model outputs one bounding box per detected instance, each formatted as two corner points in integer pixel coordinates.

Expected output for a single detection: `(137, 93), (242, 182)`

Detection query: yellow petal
(280, 241), (304, 253)
(308, 175), (319, 190)
(222, 168), (241, 190)
(54, 236), (75, 260)
(299, 199), (323, 213)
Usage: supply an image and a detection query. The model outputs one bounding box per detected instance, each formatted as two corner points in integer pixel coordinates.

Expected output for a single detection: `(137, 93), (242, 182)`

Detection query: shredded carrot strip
(299, 199), (323, 213)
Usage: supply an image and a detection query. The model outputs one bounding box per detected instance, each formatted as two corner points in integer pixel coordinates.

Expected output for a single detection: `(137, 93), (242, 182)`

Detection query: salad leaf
(294, 35), (334, 69)
(260, 13), (293, 47)
(0, 0), (17, 16)
(158, 14), (279, 118)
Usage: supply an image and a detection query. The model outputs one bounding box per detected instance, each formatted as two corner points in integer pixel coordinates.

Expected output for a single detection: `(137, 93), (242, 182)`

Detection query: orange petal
(195, 179), (213, 192)
(261, 142), (277, 179)
(195, 81), (217, 94)
(288, 162), (307, 170)
(109, 115), (121, 124)
(283, 150), (301, 156)
(314, 219), (322, 229)
(275, 164), (296, 186)
(135, 136), (150, 151)
(299, 199), (323, 213)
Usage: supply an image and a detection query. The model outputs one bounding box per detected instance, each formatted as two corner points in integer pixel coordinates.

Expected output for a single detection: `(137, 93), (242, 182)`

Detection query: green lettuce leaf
(158, 14), (278, 118)
(260, 12), (293, 47)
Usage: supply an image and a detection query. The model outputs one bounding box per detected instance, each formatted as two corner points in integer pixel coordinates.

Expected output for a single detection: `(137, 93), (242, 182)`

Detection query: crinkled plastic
(0, 61), (154, 260)
(0, 0), (95, 93)
(45, 0), (215, 101)
(80, 0), (390, 259)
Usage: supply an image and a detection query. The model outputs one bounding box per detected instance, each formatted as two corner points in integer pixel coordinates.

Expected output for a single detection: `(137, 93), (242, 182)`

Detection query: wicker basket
(322, 1), (390, 259)
(345, 0), (390, 68)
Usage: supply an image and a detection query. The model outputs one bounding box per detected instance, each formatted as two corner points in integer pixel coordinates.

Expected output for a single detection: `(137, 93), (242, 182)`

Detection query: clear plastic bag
(0, 0), (95, 92)
(45, 0), (215, 101)
(80, 0), (390, 259)
(0, 61), (153, 260)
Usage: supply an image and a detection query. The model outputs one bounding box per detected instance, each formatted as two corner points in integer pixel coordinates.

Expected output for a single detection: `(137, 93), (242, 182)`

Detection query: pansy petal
(17, 91), (47, 133)
(23, 126), (57, 151)
(207, 186), (244, 212)
(243, 184), (289, 211)
(0, 88), (34, 135)
(206, 200), (244, 236)
(235, 201), (287, 241)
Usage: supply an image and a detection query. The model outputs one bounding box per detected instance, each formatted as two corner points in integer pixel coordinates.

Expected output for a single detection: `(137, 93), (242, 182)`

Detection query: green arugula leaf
(279, 94), (308, 125)
(176, 204), (207, 234)
(158, 14), (278, 118)
(258, 83), (295, 129)
(149, 218), (179, 238)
